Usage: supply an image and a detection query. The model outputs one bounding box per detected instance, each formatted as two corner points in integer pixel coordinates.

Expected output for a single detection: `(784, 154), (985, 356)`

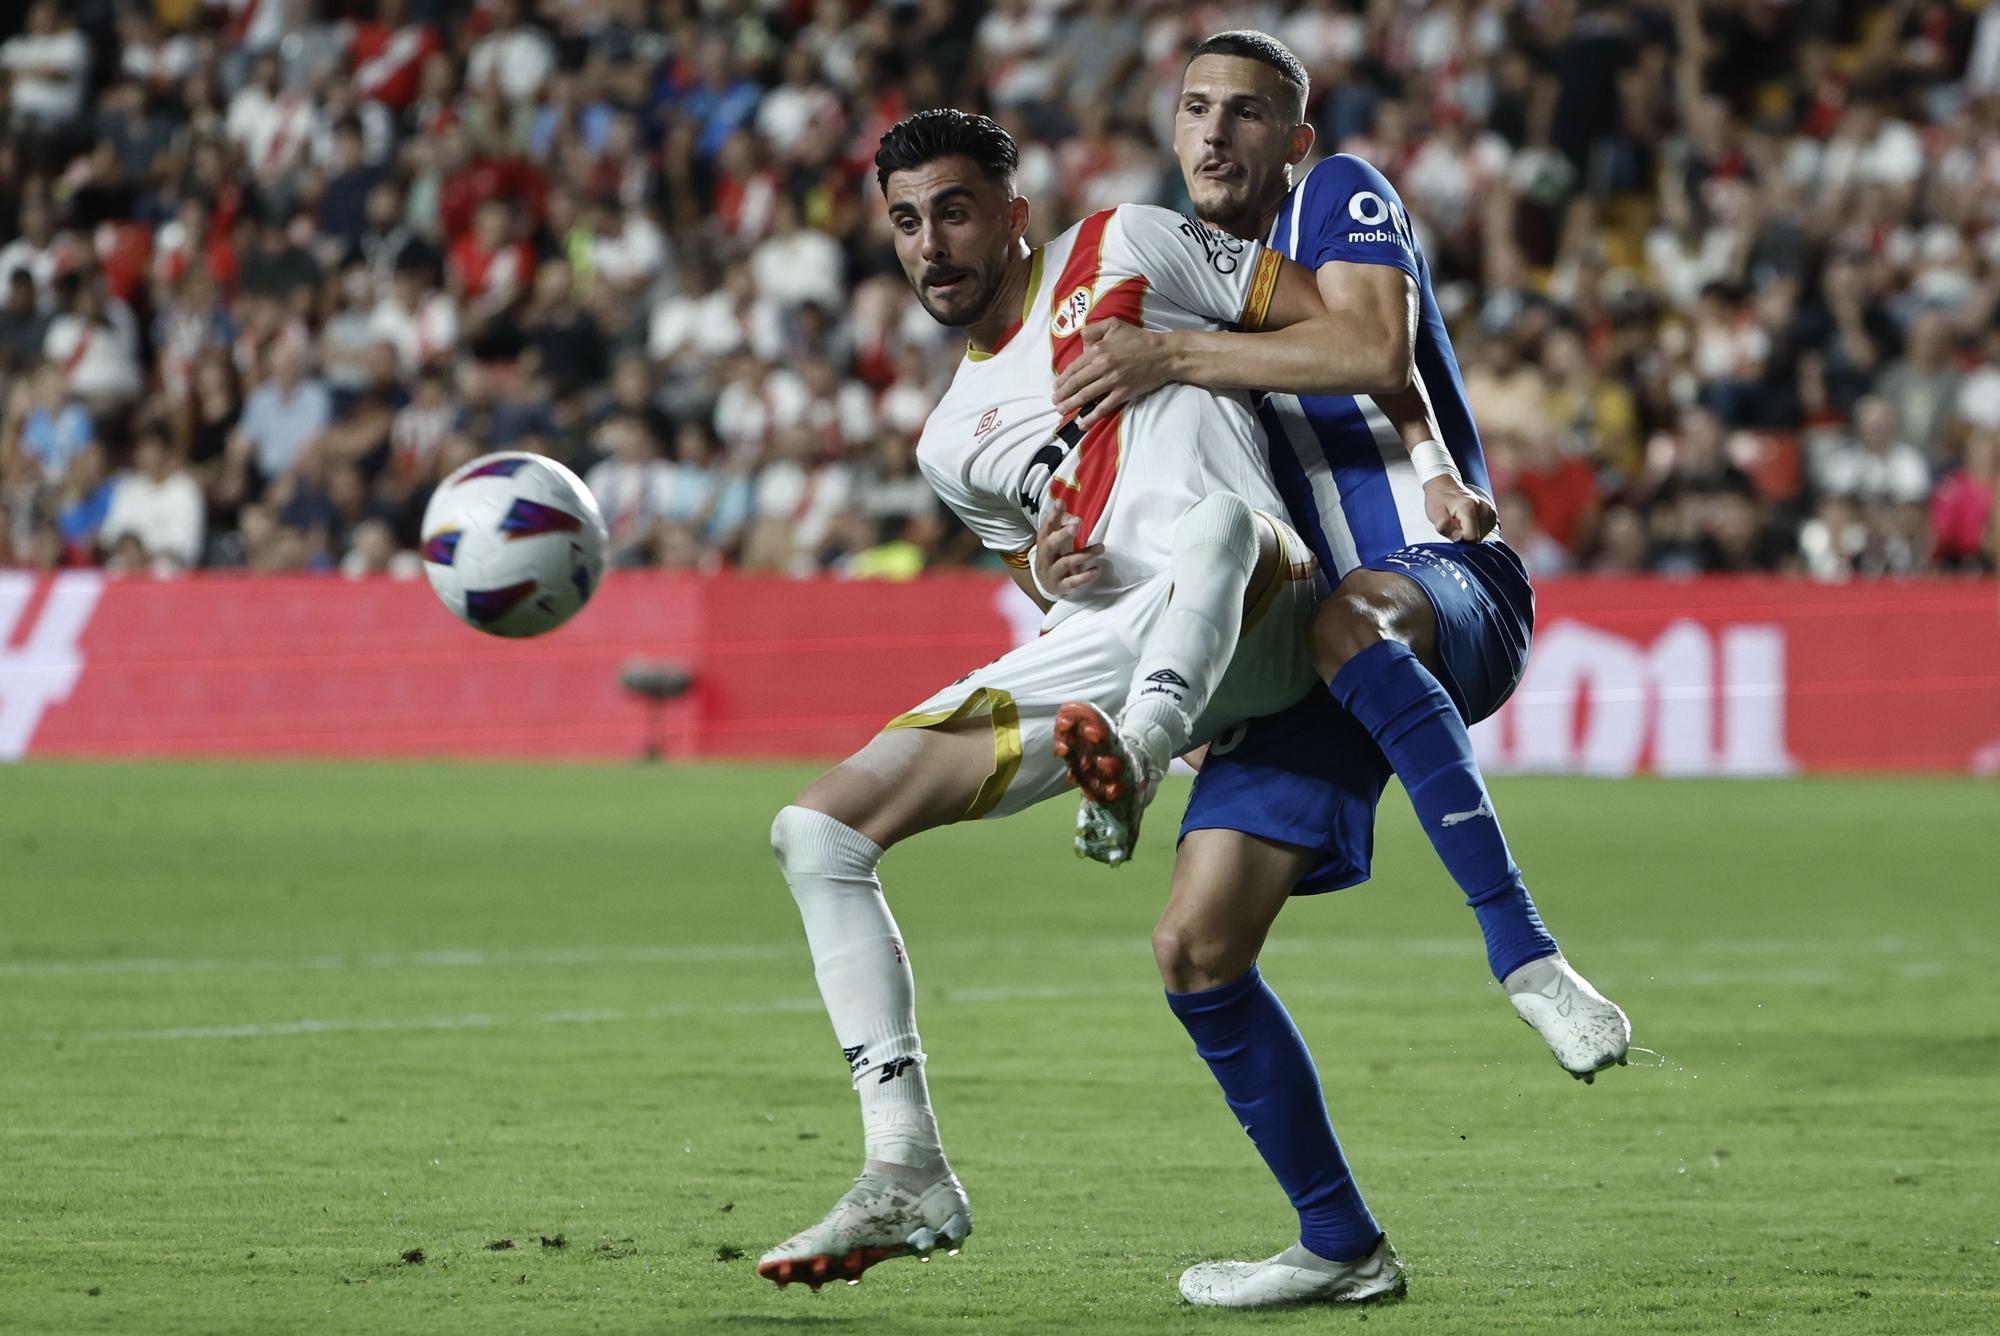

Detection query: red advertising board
(2, 571), (1995, 774)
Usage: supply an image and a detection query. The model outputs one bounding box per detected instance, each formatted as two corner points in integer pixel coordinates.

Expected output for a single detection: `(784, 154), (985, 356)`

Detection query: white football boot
(1503, 953), (1631, 1082)
(1053, 702), (1162, 867)
(758, 1163), (972, 1290)
(1179, 1236), (1406, 1308)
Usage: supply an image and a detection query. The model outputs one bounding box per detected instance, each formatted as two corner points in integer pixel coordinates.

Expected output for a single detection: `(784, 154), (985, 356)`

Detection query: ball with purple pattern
(420, 452), (608, 638)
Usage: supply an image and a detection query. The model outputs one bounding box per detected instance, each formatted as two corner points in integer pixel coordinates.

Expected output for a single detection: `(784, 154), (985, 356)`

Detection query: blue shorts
(1180, 690), (1392, 894)
(1178, 540), (1535, 895)
(1365, 538), (1534, 725)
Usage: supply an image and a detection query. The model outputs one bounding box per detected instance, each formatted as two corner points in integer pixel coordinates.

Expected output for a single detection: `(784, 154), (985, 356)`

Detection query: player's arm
(1005, 558), (1051, 612)
(1246, 266), (1494, 540)
(912, 446), (1052, 607)
(1053, 255), (1408, 416)
(1194, 255), (1413, 397)
(1059, 200), (1493, 540)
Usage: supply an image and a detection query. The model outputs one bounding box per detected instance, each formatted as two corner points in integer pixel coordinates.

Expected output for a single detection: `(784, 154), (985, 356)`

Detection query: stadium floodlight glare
(620, 658), (695, 761)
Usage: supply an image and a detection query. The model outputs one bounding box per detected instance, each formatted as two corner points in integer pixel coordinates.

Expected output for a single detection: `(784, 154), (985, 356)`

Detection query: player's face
(1175, 55), (1311, 234)
(884, 158), (1024, 329)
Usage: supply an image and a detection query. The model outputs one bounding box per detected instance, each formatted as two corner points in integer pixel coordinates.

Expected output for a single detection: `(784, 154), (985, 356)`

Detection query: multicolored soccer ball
(420, 452), (608, 638)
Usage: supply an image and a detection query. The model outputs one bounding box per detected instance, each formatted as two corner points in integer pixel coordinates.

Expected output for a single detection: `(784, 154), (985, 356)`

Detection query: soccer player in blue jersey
(1041, 31), (1632, 1306)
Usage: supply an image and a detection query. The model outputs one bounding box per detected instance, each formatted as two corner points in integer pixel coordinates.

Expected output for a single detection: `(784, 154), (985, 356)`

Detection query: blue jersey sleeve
(1294, 154), (1421, 282)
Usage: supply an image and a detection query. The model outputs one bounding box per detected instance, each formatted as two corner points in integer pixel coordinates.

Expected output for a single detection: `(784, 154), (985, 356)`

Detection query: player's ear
(1005, 192), (1031, 247)
(1287, 120), (1316, 167)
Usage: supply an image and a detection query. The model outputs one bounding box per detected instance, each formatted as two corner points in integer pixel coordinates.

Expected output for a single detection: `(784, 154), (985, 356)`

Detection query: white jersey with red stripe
(914, 204), (1287, 603)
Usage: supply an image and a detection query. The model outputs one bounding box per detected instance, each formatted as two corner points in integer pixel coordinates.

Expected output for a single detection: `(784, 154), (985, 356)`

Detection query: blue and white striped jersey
(1258, 154), (1494, 581)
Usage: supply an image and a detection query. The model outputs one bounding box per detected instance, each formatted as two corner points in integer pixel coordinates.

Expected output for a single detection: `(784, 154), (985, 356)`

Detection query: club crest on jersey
(1051, 285), (1094, 340)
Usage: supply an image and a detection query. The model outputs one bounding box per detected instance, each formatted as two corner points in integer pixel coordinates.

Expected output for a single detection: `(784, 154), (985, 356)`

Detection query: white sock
(771, 805), (945, 1171)
(1120, 492), (1261, 770)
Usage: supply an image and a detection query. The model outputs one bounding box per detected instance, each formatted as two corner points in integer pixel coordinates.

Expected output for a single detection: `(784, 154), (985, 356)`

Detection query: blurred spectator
(232, 343), (330, 486)
(450, 198), (533, 325)
(1590, 504), (1650, 576)
(0, 199), (73, 305)
(467, 0), (556, 105)
(744, 425), (853, 573)
(227, 52), (319, 193)
(342, 516), (420, 579)
(370, 255), (458, 373)
(520, 262), (607, 399)
(237, 213), (322, 306)
(43, 272), (143, 411)
(3, 361), (92, 498)
(53, 441), (114, 562)
(2, 2), (90, 131)
(0, 271), (51, 376)
(1806, 396), (1933, 576)
(1498, 491), (1569, 580)
(656, 419), (752, 567)
(317, 119), (385, 253)
(1875, 312), (1963, 465)
(585, 412), (669, 567)
(1817, 397), (1932, 513)
(100, 425), (203, 572)
(1930, 430), (1997, 573)
(752, 195), (844, 312)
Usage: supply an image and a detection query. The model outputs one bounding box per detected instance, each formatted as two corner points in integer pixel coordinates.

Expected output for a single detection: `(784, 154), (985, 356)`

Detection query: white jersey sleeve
(916, 445), (1035, 567)
(1106, 204), (1283, 331)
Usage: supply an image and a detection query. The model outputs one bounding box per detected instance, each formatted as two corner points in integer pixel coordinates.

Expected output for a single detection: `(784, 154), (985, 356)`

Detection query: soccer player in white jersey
(756, 107), (1454, 1292)
(1027, 32), (1631, 1307)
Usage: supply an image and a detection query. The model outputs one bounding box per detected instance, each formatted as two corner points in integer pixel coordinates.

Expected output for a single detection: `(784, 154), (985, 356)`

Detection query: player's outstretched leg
(1501, 954), (1632, 1083)
(761, 790), (974, 1287)
(1156, 836), (1404, 1307)
(1061, 492), (1266, 865)
(1316, 572), (1629, 1078)
(1166, 968), (1406, 1307)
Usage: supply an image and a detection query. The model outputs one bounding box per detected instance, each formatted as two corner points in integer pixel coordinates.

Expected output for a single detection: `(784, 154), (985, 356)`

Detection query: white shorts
(885, 514), (1320, 821)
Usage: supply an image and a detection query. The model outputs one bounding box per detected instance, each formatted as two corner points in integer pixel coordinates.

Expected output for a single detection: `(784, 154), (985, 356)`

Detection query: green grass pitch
(3, 762), (1997, 1334)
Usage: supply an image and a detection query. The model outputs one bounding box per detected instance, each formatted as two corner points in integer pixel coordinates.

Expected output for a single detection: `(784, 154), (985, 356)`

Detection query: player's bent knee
(1173, 491), (1258, 560)
(771, 804), (829, 874)
(1152, 918), (1255, 994)
(1310, 592), (1389, 680)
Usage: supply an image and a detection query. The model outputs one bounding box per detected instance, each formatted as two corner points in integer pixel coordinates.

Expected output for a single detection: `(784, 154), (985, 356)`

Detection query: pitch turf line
(0, 932), (1972, 979)
(23, 956), (1954, 1045)
(0, 942), (803, 978)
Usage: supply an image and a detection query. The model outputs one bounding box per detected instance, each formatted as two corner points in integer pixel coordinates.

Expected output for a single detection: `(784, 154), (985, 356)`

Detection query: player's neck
(1211, 197), (1283, 244)
(964, 243), (1033, 354)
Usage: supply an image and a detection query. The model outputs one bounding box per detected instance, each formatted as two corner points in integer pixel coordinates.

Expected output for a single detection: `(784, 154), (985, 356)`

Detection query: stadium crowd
(0, 0), (1996, 580)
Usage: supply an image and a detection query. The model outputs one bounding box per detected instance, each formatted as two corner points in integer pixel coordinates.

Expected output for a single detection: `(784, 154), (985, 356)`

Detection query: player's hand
(1053, 322), (1171, 429)
(1034, 497), (1105, 598)
(1424, 475), (1497, 543)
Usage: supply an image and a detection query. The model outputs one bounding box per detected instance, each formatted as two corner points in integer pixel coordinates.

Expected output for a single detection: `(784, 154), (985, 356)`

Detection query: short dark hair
(875, 109), (1018, 197)
(1188, 31), (1310, 123)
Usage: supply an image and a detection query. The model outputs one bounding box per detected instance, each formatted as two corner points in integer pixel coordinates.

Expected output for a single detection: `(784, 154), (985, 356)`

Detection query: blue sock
(1331, 639), (1557, 980)
(1166, 966), (1380, 1262)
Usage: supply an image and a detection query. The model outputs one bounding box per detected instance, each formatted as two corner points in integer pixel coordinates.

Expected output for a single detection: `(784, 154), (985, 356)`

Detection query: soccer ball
(420, 452), (609, 638)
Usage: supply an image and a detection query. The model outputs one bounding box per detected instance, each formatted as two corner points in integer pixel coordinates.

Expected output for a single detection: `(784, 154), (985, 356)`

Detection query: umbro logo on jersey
(975, 407), (1000, 439)
(1144, 669), (1190, 689)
